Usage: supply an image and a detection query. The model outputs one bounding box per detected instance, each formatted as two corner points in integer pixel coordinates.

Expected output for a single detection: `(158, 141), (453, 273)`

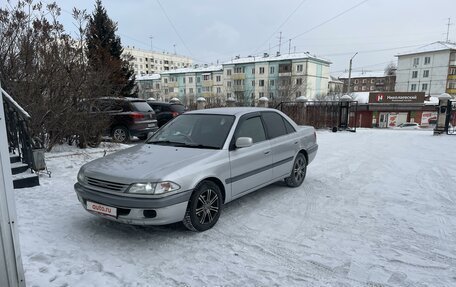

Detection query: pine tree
(86, 0), (136, 97)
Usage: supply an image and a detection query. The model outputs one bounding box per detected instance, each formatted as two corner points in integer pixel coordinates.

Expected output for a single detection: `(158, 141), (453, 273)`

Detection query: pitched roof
(223, 52), (331, 65)
(338, 71), (385, 79)
(160, 65), (223, 75)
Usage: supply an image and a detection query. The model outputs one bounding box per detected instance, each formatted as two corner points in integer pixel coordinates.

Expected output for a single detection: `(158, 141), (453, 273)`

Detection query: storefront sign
(369, 92), (425, 104)
(421, 111), (438, 126)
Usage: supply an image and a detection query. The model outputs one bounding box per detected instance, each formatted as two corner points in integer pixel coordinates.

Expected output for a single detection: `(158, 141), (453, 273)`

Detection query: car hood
(81, 144), (220, 183)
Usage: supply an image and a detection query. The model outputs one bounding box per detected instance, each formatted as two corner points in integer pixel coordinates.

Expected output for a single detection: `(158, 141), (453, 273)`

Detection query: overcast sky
(54, 0), (456, 75)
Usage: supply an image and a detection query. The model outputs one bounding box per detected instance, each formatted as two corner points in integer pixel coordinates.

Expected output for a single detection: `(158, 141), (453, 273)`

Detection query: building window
(371, 79), (375, 84)
(269, 92), (274, 98)
(270, 66), (275, 74)
(216, 75), (221, 82)
(354, 86), (358, 91)
(354, 79), (359, 84)
(448, 81), (456, 89)
(297, 64), (303, 72)
(412, 71), (418, 78)
(189, 88), (194, 94)
(252, 80), (255, 86)
(164, 89), (169, 94)
(411, 84), (417, 91)
(197, 77), (201, 83)
(259, 80), (265, 87)
(370, 86), (375, 91)
(450, 68), (456, 75)
(235, 67), (244, 73)
(413, 58), (419, 66)
(227, 93), (231, 97)
(259, 67), (265, 74)
(203, 75), (210, 81)
(216, 87), (221, 93)
(252, 68), (255, 74)
(296, 91), (302, 97)
(422, 83), (428, 91)
(270, 80), (275, 86)
(362, 86), (366, 91)
(164, 78), (168, 84)
(424, 57), (431, 65)
(259, 92), (264, 97)
(362, 79), (367, 84)
(226, 69), (232, 76)
(227, 81), (232, 87)
(189, 77), (193, 83)
(423, 70), (429, 78)
(296, 78), (302, 85)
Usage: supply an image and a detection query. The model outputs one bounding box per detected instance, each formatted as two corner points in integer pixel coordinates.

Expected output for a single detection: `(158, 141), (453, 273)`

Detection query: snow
(338, 71), (385, 79)
(396, 41), (456, 56)
(350, 92), (370, 104)
(136, 74), (161, 81)
(14, 129), (456, 286)
(161, 65), (223, 75)
(223, 52), (331, 65)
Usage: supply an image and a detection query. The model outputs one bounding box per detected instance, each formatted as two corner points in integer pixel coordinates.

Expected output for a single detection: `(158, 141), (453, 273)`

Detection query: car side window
(236, 116), (266, 143)
(283, 118), (296, 134)
(261, 112), (287, 139)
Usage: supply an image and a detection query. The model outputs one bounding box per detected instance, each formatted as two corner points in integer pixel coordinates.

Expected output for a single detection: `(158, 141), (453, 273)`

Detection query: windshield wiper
(182, 143), (220, 150)
(147, 140), (187, 146)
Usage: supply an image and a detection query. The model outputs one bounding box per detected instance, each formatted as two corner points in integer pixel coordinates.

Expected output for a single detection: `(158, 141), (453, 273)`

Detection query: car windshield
(170, 104), (185, 113)
(147, 114), (235, 149)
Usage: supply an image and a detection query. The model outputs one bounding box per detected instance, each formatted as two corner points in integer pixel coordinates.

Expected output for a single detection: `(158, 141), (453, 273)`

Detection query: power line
(261, 0), (370, 54)
(156, 0), (193, 57)
(251, 0), (308, 54)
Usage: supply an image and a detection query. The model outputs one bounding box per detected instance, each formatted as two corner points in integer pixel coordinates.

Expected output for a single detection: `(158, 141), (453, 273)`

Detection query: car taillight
(130, 112), (144, 120)
(172, 112), (179, 117)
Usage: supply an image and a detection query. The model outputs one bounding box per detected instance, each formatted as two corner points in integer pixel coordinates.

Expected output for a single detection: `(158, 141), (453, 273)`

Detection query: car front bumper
(74, 183), (191, 225)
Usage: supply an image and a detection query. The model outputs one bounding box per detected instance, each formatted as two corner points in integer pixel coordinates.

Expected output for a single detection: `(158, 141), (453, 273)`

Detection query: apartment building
(395, 41), (456, 96)
(123, 46), (193, 76)
(223, 52), (331, 105)
(338, 71), (396, 93)
(136, 52), (331, 106)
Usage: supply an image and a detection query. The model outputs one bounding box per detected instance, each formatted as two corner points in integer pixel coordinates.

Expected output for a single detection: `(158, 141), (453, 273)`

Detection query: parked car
(147, 101), (185, 127)
(396, 122), (420, 129)
(74, 107), (318, 231)
(89, 97), (158, 143)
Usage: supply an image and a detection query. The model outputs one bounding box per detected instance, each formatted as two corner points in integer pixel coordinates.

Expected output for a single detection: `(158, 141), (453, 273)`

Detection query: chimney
(263, 53), (269, 58)
(276, 51), (281, 57)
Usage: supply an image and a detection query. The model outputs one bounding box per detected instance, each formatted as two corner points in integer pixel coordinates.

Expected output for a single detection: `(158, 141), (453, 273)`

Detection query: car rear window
(131, 101), (153, 112)
(170, 104), (185, 113)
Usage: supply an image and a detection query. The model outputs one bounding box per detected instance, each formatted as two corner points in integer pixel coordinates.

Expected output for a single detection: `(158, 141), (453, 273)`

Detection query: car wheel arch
(194, 177), (226, 204)
(298, 149), (308, 164)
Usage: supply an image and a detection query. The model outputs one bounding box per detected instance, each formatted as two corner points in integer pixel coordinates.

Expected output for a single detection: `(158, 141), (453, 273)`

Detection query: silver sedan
(74, 107), (318, 231)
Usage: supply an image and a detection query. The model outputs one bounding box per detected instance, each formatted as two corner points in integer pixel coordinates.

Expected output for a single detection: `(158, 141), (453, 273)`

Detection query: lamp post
(347, 52), (358, 95)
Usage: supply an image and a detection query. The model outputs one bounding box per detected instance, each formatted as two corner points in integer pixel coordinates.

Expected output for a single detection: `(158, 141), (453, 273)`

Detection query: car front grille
(86, 177), (128, 192)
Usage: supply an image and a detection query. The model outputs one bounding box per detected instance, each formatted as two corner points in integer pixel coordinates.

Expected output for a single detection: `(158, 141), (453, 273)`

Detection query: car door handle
(264, 151), (270, 155)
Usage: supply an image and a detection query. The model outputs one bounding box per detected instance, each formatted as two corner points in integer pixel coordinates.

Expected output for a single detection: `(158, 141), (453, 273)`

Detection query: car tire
(112, 126), (130, 143)
(183, 181), (222, 232)
(285, 153), (307, 187)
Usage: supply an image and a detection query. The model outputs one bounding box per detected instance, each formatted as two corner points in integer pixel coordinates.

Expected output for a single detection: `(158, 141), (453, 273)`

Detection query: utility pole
(149, 36), (153, 51)
(278, 31), (282, 54)
(347, 52), (358, 94)
(288, 39), (291, 54)
(173, 44), (176, 55)
(446, 18), (452, 42)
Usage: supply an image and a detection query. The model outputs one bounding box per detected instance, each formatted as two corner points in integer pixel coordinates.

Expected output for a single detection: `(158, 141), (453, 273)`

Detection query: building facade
(339, 71), (396, 94)
(395, 41), (456, 97)
(123, 47), (193, 76)
(136, 52), (331, 106)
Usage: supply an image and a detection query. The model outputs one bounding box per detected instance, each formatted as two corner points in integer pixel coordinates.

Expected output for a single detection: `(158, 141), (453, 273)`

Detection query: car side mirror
(235, 137), (253, 148)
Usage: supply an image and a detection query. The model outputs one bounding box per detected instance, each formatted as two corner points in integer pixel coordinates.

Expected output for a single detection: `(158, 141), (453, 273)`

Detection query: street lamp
(347, 52), (358, 95)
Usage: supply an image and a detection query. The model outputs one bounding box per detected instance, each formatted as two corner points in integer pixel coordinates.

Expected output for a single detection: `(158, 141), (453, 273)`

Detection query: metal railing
(1, 88), (34, 167)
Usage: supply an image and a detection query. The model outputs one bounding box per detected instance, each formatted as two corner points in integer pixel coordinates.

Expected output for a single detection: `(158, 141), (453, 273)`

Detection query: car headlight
(127, 181), (180, 195)
(77, 170), (85, 183)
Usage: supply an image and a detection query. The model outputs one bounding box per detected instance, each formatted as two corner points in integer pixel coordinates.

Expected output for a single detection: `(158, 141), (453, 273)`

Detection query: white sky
(52, 0), (456, 74)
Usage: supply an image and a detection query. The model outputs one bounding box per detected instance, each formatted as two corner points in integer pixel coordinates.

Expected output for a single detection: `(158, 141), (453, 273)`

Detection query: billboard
(369, 92), (425, 104)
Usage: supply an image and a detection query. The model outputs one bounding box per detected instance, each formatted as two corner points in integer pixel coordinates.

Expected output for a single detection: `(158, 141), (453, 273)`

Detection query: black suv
(147, 101), (186, 127)
(91, 97), (158, 143)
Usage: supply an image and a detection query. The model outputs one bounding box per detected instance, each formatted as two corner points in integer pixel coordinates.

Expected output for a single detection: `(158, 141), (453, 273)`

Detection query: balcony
(448, 75), (456, 80)
(231, 74), (245, 80)
(233, 85), (245, 92)
(202, 80), (213, 87)
(446, 88), (456, 94)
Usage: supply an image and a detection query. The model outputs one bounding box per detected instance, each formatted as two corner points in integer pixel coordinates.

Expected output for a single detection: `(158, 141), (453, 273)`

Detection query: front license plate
(87, 201), (117, 217)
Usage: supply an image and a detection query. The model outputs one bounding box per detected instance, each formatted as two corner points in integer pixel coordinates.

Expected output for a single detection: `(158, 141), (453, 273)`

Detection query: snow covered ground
(14, 129), (456, 287)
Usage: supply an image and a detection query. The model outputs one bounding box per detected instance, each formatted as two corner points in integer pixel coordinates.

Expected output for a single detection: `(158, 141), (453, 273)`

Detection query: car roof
(98, 97), (146, 102)
(147, 101), (183, 105)
(185, 107), (277, 116)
